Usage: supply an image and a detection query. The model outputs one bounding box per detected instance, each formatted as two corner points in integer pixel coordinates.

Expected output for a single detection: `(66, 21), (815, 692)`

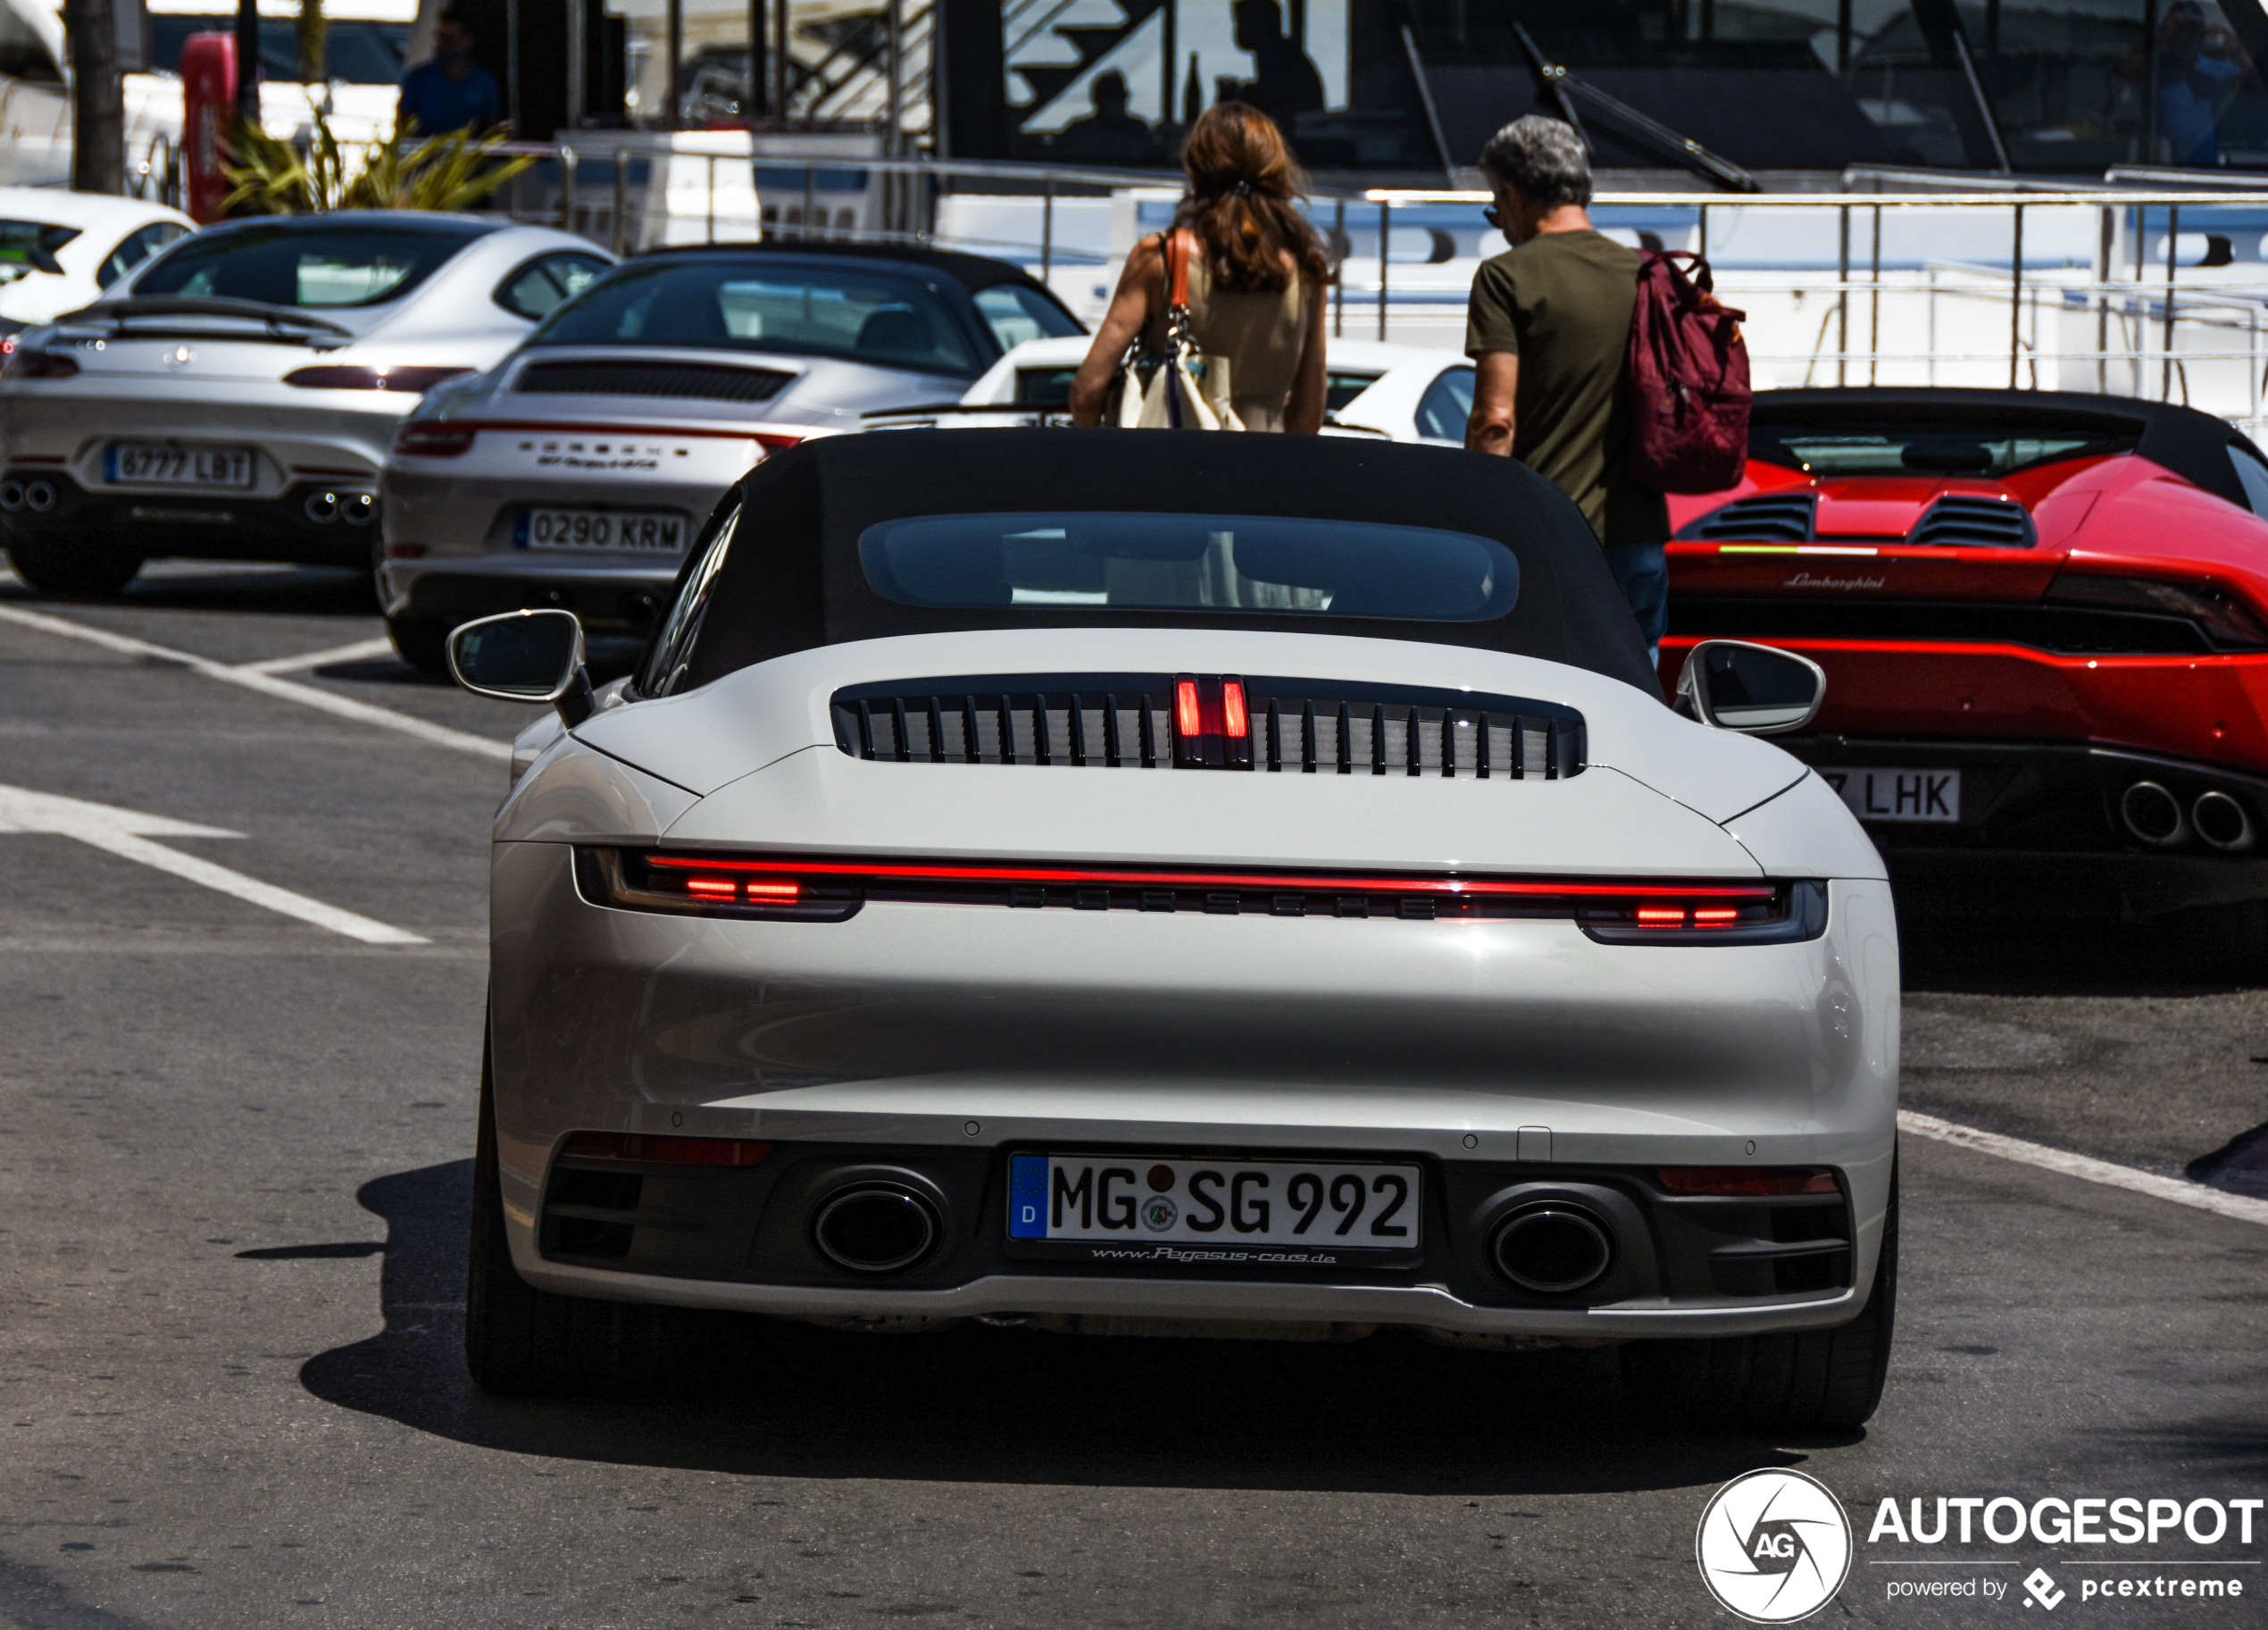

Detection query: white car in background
(873, 336), (1475, 443)
(0, 188), (193, 339)
(0, 212), (608, 600)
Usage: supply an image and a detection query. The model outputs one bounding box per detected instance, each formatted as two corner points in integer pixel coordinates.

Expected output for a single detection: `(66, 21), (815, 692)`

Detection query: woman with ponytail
(1070, 102), (1331, 432)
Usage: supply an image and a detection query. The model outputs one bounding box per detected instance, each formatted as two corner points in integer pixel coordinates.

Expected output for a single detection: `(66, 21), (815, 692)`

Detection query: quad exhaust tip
(2194, 790), (2255, 852)
(1488, 1204), (1614, 1295)
(2120, 782), (2188, 848)
(811, 1183), (939, 1275)
(21, 480), (54, 513)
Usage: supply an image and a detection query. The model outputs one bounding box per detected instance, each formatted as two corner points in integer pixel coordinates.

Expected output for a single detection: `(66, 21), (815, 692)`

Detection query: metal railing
(473, 155), (2268, 435)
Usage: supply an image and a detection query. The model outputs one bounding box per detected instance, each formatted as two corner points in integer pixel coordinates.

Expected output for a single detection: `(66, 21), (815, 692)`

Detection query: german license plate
(1820, 766), (1961, 823)
(1008, 1154), (1422, 1251)
(104, 442), (254, 489)
(514, 506), (686, 554)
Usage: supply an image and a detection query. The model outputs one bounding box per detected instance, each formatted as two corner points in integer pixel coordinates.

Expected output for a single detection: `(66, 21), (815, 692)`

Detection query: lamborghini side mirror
(447, 608), (594, 725)
(1675, 639), (1825, 735)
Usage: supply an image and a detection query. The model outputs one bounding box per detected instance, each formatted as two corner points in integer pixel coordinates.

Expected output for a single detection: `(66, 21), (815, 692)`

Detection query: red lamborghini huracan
(1664, 389), (2268, 946)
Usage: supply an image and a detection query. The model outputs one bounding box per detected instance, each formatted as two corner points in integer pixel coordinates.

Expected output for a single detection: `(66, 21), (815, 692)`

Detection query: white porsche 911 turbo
(448, 430), (1900, 1429)
(0, 212), (608, 597)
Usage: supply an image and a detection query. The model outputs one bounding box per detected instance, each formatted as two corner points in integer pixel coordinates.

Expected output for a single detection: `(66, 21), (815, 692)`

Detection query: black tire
(1622, 1158), (1898, 1433)
(6, 539), (142, 596)
(385, 613), (450, 677)
(465, 1041), (730, 1396)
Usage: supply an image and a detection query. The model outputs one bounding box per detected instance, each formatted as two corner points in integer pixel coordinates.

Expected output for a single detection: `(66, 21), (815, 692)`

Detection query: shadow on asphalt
(1904, 924), (2255, 998)
(295, 1161), (1829, 1495)
(3, 564), (378, 617)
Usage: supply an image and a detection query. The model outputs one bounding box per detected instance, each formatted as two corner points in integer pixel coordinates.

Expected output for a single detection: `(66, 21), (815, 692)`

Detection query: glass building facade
(932, 0), (2268, 176)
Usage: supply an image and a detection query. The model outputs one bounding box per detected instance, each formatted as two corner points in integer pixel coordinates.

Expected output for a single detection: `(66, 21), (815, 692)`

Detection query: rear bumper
(488, 840), (1900, 1338)
(1, 469), (377, 567)
(1780, 735), (2268, 854)
(378, 553), (679, 641)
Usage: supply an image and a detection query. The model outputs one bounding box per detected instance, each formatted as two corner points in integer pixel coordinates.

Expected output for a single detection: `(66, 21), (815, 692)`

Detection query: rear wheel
(1622, 1159), (1897, 1433)
(385, 613), (450, 677)
(6, 539), (142, 596)
(466, 1041), (738, 1395)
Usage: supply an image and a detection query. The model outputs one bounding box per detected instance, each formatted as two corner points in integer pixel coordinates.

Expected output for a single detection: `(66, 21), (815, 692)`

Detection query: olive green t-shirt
(1464, 230), (1670, 548)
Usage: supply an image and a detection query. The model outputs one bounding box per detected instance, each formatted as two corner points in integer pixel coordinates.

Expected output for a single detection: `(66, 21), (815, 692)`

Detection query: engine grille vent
(1676, 491), (1817, 542)
(830, 673), (1587, 779)
(514, 360), (795, 402)
(1905, 493), (2036, 548)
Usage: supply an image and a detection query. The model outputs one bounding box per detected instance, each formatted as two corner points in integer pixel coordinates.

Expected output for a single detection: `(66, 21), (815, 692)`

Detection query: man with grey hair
(1464, 114), (1670, 655)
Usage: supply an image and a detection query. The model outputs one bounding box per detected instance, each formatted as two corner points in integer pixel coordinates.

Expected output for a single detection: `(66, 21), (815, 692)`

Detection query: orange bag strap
(1166, 229), (1192, 309)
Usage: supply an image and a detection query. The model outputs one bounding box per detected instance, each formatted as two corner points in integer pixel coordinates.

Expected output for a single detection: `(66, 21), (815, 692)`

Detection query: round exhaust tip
(0, 481), (24, 512)
(2194, 790), (2254, 852)
(341, 491), (377, 526)
(304, 491), (338, 524)
(1488, 1205), (1614, 1295)
(812, 1183), (939, 1275)
(2120, 781), (2187, 848)
(22, 480), (54, 513)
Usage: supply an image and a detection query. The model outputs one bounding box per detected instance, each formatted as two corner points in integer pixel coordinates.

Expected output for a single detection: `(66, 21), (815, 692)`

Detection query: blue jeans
(1606, 540), (1670, 659)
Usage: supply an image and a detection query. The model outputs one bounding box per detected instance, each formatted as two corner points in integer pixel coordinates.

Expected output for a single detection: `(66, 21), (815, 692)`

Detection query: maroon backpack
(1626, 250), (1750, 493)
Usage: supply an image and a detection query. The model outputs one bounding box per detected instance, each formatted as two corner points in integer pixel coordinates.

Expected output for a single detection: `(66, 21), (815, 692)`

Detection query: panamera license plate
(104, 443), (254, 489)
(514, 506), (686, 554)
(1008, 1154), (1422, 1251)
(1820, 766), (1961, 823)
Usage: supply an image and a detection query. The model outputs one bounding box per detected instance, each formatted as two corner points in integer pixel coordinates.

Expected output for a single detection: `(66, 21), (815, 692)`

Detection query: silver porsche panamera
(0, 213), (609, 597)
(450, 429), (1900, 1430)
(379, 243), (1082, 671)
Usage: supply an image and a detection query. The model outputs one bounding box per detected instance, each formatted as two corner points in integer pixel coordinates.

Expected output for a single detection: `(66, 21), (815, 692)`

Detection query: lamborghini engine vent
(830, 673), (1586, 779)
(514, 360), (795, 402)
(1906, 493), (2036, 548)
(1675, 491), (1817, 542)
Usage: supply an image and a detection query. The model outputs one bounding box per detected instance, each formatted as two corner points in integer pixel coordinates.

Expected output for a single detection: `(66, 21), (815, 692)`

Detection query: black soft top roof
(665, 430), (1659, 696)
(1752, 388), (2262, 511)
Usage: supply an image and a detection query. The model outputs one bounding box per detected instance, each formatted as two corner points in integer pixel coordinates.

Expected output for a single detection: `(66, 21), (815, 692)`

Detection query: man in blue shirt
(397, 9), (503, 136)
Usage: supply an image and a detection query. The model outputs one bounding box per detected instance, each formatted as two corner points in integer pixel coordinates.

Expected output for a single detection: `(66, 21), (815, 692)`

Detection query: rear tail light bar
(576, 848), (1828, 942)
(392, 422), (477, 457)
(285, 364), (471, 393)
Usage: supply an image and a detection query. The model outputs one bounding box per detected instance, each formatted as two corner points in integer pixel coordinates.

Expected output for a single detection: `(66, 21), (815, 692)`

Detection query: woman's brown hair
(1173, 102), (1331, 294)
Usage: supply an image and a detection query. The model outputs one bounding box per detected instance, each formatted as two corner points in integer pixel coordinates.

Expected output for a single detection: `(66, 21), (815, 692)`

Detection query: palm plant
(221, 104), (533, 216)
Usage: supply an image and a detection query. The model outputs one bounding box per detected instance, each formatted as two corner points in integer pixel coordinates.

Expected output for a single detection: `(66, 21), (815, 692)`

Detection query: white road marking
(234, 636), (399, 675)
(0, 603), (512, 762)
(0, 781), (427, 945)
(1899, 1108), (2268, 1227)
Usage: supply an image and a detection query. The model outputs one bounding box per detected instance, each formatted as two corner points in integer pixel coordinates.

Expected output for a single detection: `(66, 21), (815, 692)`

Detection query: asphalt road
(3, 562), (2264, 1630)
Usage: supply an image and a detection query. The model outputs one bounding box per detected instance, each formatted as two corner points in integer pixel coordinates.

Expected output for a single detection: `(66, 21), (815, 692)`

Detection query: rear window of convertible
(857, 512), (1519, 622)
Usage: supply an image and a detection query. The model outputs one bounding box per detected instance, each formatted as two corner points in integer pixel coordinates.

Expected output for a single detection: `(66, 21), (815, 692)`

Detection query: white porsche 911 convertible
(449, 430), (1900, 1429)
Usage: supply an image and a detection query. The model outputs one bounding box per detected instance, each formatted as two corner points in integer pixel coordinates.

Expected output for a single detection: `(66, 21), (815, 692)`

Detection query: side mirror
(1675, 639), (1826, 735)
(446, 609), (593, 725)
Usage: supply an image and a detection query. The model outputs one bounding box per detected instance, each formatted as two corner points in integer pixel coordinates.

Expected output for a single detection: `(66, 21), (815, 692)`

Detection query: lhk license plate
(1820, 766), (1961, 823)
(1008, 1154), (1421, 1256)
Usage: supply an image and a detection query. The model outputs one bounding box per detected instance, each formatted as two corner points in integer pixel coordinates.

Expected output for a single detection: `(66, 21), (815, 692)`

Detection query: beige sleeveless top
(1145, 239), (1313, 432)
